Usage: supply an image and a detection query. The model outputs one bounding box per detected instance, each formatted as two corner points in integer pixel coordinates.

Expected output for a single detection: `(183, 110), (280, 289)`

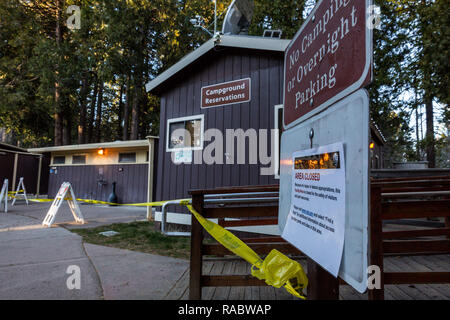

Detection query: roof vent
(263, 29), (283, 39)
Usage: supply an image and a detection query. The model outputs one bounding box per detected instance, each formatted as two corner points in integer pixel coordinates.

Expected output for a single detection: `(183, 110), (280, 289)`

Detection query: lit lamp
(370, 142), (375, 150)
(98, 148), (105, 156)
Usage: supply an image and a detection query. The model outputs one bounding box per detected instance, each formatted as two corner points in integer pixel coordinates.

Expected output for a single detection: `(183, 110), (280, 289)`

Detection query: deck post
(189, 193), (204, 300)
(368, 185), (385, 300)
(306, 259), (339, 300)
(446, 217), (450, 240)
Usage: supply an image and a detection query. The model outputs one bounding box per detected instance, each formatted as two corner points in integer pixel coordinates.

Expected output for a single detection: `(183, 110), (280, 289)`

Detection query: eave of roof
(145, 34), (291, 95)
(0, 142), (28, 153)
(28, 138), (158, 153)
(370, 120), (387, 145)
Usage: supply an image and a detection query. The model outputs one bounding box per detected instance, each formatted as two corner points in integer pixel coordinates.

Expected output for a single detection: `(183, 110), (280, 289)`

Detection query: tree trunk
(419, 0), (436, 168)
(130, 29), (145, 141)
(130, 85), (140, 140)
(63, 109), (72, 145)
(415, 106), (420, 160)
(117, 83), (124, 141)
(95, 82), (104, 143)
(53, 0), (64, 146)
(88, 76), (98, 143)
(425, 96), (435, 168)
(54, 82), (63, 146)
(122, 77), (131, 141)
(78, 73), (89, 144)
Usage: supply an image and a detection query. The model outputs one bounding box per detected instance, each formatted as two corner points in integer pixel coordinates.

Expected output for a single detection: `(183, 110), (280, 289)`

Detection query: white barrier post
(11, 177), (28, 206)
(0, 179), (8, 213)
(42, 182), (85, 227)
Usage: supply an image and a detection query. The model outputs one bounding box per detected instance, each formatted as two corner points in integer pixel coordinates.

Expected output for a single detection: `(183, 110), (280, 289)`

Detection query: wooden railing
(368, 175), (450, 300)
(187, 176), (450, 300)
(188, 185), (304, 300)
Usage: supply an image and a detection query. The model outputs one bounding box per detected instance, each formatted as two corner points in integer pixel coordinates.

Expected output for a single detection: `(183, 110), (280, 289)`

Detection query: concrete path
(84, 244), (188, 300)
(0, 202), (189, 300)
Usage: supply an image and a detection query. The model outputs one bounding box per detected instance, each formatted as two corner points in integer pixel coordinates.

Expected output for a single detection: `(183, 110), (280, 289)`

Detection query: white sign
(278, 89), (369, 293)
(282, 142), (346, 277)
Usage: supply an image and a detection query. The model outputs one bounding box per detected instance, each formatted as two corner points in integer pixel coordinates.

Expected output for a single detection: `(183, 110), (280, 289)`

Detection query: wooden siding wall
(156, 49), (284, 204)
(48, 164), (148, 204)
(370, 130), (384, 169)
(16, 153), (40, 194)
(0, 152), (15, 190)
(39, 154), (50, 194)
(0, 152), (43, 194)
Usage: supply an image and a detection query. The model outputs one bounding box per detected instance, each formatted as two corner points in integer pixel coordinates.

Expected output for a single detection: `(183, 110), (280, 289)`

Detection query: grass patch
(71, 221), (191, 260)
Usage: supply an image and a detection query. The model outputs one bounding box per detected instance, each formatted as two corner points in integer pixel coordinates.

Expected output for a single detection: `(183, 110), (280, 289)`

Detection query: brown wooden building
(0, 142), (49, 195)
(29, 139), (157, 205)
(146, 35), (291, 211)
(146, 34), (388, 229)
(370, 122), (386, 169)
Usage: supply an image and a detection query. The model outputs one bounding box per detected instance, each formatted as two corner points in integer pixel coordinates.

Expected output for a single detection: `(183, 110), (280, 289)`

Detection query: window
(53, 156), (65, 164)
(166, 115), (204, 152)
(72, 155), (86, 164)
(274, 105), (284, 179)
(119, 153), (136, 163)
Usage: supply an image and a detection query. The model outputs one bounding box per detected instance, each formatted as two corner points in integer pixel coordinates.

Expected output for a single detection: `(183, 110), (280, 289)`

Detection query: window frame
(166, 114), (205, 152)
(118, 152), (137, 164)
(52, 155), (66, 165)
(72, 154), (87, 165)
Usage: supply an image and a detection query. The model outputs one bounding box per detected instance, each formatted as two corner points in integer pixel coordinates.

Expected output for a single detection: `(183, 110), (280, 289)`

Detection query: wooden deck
(164, 254), (450, 300)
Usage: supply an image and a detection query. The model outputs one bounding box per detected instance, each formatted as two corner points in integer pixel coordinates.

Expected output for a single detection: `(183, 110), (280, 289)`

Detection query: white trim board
(166, 114), (205, 152)
(29, 139), (157, 154)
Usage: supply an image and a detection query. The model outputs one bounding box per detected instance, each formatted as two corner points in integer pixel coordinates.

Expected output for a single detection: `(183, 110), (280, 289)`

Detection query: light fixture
(98, 148), (105, 156)
(370, 142), (375, 149)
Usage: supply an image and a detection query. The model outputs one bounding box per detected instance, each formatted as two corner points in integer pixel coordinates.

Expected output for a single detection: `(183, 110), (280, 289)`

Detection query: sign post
(279, 0), (373, 297)
(279, 90), (370, 294)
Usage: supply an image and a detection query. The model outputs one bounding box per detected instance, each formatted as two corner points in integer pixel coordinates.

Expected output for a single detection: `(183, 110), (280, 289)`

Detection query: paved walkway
(2, 201), (449, 300)
(0, 201), (189, 300)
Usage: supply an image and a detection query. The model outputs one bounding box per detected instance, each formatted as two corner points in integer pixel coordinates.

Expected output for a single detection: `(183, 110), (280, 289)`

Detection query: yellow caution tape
(13, 195), (309, 298)
(185, 203), (308, 299)
(25, 197), (188, 206)
(8, 190), (24, 194)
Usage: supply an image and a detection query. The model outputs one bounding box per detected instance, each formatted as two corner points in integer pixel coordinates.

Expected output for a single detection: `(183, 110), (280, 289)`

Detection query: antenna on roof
(222, 0), (255, 35)
(190, 15), (213, 37)
(190, 1), (221, 38)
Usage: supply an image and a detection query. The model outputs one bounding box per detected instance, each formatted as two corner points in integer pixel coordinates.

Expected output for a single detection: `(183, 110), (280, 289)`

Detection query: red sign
(201, 78), (251, 109)
(284, 0), (372, 128)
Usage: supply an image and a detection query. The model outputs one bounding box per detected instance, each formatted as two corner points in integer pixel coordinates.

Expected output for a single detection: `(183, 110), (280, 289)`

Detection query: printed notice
(282, 142), (346, 277)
